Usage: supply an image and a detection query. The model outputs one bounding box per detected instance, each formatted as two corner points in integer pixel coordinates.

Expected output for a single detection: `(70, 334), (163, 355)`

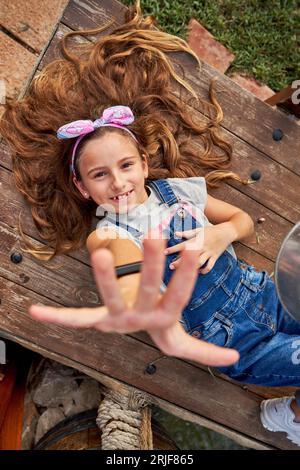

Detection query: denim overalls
(112, 179), (300, 387)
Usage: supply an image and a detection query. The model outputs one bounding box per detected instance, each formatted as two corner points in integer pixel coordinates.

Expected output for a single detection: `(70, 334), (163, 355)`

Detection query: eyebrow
(87, 156), (138, 175)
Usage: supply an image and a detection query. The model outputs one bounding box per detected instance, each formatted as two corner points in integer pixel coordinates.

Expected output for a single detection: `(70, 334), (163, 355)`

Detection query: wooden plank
(209, 184), (293, 262)
(38, 22), (89, 70)
(61, 0), (300, 176)
(0, 221), (99, 308)
(0, 278), (297, 449)
(62, 0), (126, 32)
(0, 139), (11, 171)
(37, 24), (300, 226)
(1, 0), (298, 448)
(0, 161), (91, 266)
(0, 331), (275, 450)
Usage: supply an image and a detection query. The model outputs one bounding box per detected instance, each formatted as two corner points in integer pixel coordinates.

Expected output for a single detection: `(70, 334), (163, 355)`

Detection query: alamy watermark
(291, 80), (300, 105)
(96, 201), (206, 249)
(0, 340), (6, 365)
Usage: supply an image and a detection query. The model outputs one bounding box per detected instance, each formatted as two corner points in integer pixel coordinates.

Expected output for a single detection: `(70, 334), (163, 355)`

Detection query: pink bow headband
(57, 105), (138, 179)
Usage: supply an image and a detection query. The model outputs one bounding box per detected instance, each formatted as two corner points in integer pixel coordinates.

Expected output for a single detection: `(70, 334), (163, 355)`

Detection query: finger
(169, 256), (181, 270)
(170, 250), (205, 270)
(159, 247), (202, 318)
(178, 334), (240, 367)
(200, 257), (216, 274)
(164, 241), (186, 255)
(135, 238), (166, 312)
(91, 249), (127, 315)
(174, 228), (202, 240)
(198, 254), (210, 269)
(29, 304), (109, 329)
(150, 322), (239, 367)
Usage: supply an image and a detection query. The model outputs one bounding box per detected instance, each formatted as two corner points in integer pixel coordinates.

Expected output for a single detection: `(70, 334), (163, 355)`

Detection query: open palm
(29, 238), (239, 367)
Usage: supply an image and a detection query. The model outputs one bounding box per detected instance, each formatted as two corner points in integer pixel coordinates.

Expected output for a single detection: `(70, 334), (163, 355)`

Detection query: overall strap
(147, 179), (179, 207)
(104, 213), (143, 238)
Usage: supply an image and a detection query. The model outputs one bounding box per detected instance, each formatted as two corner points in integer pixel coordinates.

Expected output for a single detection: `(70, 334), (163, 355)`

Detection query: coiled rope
(96, 389), (153, 450)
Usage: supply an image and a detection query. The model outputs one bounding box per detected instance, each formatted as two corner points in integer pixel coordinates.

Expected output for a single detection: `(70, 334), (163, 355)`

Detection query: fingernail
(164, 249), (169, 254)
(169, 264), (174, 270)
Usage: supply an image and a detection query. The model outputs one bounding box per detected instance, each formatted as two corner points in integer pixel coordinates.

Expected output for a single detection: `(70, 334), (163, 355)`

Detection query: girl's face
(74, 132), (149, 213)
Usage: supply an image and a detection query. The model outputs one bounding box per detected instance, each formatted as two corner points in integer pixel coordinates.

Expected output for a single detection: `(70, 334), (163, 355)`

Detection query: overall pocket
(189, 316), (233, 348)
(240, 268), (276, 333)
(240, 266), (268, 293)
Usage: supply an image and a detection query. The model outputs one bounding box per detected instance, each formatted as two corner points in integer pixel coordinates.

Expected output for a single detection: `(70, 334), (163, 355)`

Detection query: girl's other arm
(204, 194), (255, 244)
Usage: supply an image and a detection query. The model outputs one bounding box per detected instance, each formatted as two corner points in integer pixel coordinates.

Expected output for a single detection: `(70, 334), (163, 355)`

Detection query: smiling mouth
(110, 189), (134, 201)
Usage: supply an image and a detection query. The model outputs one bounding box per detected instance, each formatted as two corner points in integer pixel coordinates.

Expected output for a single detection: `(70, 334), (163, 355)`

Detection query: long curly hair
(0, 1), (247, 261)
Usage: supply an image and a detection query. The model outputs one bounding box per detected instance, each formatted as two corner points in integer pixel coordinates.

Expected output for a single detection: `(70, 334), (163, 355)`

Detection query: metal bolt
(145, 363), (157, 375)
(272, 129), (284, 141)
(250, 170), (261, 181)
(177, 208), (186, 218)
(10, 252), (23, 264)
(191, 330), (201, 338)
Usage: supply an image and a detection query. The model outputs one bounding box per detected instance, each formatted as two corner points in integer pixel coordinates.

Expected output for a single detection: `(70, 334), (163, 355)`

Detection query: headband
(56, 105), (138, 179)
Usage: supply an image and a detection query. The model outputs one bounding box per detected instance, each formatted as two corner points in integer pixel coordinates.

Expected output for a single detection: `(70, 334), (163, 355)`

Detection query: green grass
(121, 0), (300, 90)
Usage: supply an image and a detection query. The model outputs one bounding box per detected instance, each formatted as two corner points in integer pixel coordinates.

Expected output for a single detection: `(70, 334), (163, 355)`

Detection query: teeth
(112, 190), (132, 200)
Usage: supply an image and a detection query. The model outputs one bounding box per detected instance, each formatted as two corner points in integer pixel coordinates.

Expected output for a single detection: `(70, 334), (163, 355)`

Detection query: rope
(96, 389), (153, 450)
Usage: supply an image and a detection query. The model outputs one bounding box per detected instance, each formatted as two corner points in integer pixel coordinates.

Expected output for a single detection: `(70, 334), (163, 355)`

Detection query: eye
(94, 171), (106, 178)
(122, 162), (134, 169)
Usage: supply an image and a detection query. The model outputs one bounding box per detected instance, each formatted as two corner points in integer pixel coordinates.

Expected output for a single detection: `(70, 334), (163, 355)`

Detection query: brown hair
(0, 0), (247, 261)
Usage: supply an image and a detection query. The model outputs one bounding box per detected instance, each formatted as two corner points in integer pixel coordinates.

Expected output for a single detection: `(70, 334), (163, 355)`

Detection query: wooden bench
(1, 0), (300, 450)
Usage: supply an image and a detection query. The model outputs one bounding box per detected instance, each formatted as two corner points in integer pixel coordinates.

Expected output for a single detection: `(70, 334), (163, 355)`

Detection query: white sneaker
(260, 397), (300, 446)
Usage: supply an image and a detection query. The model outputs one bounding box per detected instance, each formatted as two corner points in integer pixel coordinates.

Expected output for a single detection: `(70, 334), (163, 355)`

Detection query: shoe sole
(260, 401), (300, 446)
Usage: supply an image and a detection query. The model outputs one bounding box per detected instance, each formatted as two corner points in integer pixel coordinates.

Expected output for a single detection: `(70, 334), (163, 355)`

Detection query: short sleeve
(167, 177), (207, 210)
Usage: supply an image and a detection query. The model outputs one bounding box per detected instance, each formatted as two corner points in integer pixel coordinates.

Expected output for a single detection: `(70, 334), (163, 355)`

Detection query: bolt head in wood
(272, 129), (283, 141)
(10, 252), (23, 264)
(250, 170), (261, 181)
(145, 363), (157, 375)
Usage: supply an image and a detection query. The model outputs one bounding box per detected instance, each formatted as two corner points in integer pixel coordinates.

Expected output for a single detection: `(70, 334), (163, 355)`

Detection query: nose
(111, 171), (126, 191)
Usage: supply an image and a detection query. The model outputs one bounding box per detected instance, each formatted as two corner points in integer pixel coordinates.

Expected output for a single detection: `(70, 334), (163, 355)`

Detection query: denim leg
(276, 298), (300, 336)
(217, 271), (300, 387)
(276, 291), (300, 399)
(221, 330), (300, 387)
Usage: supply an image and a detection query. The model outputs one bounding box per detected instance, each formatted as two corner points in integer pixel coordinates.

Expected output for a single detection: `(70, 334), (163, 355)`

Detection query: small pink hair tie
(57, 105), (138, 179)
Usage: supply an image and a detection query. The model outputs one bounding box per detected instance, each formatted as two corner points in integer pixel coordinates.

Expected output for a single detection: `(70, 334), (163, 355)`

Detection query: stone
(187, 18), (235, 73)
(22, 395), (40, 449)
(229, 73), (274, 101)
(63, 378), (102, 417)
(34, 407), (65, 444)
(0, 31), (37, 99)
(47, 359), (79, 376)
(32, 367), (79, 407)
(0, 0), (69, 53)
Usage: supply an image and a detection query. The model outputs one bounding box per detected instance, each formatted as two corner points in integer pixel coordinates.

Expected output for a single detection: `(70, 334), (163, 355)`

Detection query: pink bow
(57, 105), (135, 139)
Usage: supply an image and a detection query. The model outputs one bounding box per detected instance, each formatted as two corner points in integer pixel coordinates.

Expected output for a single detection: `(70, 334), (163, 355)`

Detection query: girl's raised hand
(29, 238), (239, 367)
